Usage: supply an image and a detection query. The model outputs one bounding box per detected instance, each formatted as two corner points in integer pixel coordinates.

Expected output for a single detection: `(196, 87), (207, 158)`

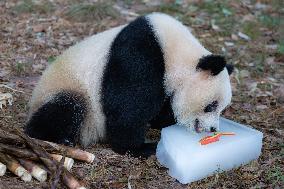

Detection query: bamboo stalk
(0, 128), (95, 163)
(0, 152), (32, 182)
(0, 143), (74, 171)
(0, 143), (38, 160)
(51, 154), (74, 171)
(0, 161), (6, 176)
(62, 169), (86, 189)
(51, 153), (65, 189)
(46, 141), (95, 163)
(18, 158), (47, 182)
(15, 129), (85, 189)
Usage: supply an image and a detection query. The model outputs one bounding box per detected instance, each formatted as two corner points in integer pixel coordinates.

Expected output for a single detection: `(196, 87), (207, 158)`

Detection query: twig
(0, 84), (25, 94)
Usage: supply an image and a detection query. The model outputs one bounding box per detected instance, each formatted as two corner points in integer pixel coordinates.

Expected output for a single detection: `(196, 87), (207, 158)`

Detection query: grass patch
(259, 14), (281, 29)
(196, 0), (235, 35)
(10, 62), (33, 76)
(157, 3), (183, 14)
(12, 0), (54, 14)
(267, 166), (284, 186)
(65, 2), (119, 22)
(197, 0), (234, 17)
(277, 40), (284, 54)
(242, 21), (260, 40)
(47, 56), (56, 64)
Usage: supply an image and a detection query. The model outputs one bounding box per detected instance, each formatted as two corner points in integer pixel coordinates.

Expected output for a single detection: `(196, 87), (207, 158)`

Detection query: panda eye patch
(204, 101), (218, 113)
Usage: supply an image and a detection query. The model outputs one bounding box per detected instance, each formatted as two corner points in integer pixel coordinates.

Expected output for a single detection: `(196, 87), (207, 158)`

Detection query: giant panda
(25, 13), (233, 158)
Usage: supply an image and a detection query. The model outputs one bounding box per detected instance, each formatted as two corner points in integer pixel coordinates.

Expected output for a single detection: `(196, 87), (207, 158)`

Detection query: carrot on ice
(199, 132), (235, 145)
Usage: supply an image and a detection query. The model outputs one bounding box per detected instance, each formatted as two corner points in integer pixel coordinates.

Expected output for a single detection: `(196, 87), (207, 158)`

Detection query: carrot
(199, 132), (235, 145)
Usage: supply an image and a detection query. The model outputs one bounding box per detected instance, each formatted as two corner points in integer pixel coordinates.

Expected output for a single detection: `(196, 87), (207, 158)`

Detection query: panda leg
(107, 121), (157, 158)
(25, 91), (87, 146)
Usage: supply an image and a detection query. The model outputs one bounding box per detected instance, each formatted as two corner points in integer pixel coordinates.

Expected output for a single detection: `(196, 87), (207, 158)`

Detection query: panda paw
(127, 142), (158, 159)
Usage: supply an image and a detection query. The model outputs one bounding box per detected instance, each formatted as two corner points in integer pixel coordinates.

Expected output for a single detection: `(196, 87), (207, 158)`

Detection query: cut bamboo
(0, 162), (6, 176)
(0, 143), (38, 160)
(18, 158), (47, 182)
(0, 129), (95, 163)
(46, 142), (95, 163)
(62, 169), (86, 189)
(15, 129), (85, 189)
(50, 154), (74, 171)
(0, 152), (32, 182)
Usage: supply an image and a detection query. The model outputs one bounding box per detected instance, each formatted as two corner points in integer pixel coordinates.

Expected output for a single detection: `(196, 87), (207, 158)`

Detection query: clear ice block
(156, 117), (263, 184)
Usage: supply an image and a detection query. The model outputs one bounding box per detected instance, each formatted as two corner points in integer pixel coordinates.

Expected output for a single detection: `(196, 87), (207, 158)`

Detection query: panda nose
(210, 127), (217, 132)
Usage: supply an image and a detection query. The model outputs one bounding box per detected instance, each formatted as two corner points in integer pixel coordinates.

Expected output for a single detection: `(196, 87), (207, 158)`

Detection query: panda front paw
(127, 142), (158, 159)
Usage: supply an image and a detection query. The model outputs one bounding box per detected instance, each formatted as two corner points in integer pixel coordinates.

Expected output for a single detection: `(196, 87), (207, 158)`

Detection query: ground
(0, 0), (283, 188)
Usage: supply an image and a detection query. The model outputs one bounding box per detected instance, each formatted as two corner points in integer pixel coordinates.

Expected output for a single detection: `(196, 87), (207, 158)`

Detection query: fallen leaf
(238, 32), (251, 41)
(225, 42), (234, 47)
(256, 105), (268, 110)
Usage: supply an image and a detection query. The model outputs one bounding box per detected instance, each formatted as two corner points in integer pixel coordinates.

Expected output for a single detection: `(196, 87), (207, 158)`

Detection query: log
(18, 158), (47, 182)
(0, 152), (32, 182)
(0, 161), (6, 176)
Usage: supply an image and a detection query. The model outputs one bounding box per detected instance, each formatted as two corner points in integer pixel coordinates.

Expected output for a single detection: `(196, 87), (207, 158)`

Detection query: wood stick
(0, 152), (32, 182)
(0, 161), (6, 176)
(51, 154), (74, 171)
(18, 158), (47, 182)
(0, 128), (95, 163)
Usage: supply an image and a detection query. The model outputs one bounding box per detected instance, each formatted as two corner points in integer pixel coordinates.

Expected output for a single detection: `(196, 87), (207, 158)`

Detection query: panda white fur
(25, 13), (233, 157)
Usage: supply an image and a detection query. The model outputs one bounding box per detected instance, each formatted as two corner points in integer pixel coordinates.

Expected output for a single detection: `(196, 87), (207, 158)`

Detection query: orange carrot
(199, 132), (235, 145)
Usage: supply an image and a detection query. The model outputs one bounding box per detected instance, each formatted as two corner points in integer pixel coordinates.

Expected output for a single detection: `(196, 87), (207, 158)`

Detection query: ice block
(156, 117), (263, 184)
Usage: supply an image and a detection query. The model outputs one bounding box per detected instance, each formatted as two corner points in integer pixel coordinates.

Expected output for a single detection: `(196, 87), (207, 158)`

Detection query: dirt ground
(0, 0), (283, 188)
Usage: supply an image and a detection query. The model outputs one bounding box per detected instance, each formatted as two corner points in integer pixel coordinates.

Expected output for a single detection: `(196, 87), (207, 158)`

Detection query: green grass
(47, 56), (56, 64)
(259, 14), (281, 29)
(242, 21), (261, 40)
(267, 166), (284, 186)
(12, 0), (54, 14)
(196, 0), (236, 36)
(10, 62), (33, 76)
(278, 40), (284, 54)
(65, 2), (119, 22)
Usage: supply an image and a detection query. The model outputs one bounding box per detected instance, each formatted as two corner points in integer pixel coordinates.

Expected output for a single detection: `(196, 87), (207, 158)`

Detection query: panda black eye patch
(204, 101), (218, 113)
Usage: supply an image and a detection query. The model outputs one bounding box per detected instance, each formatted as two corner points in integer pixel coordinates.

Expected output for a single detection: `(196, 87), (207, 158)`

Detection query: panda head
(171, 54), (233, 133)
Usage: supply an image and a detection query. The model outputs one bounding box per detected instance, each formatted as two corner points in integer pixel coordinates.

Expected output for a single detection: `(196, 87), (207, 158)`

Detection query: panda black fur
(25, 13), (233, 157)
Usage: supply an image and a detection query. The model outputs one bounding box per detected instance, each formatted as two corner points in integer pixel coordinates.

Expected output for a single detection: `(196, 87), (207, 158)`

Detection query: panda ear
(196, 55), (226, 76)
(225, 64), (234, 75)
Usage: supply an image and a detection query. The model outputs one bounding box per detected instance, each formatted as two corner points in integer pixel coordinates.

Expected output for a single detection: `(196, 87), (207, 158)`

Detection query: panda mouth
(194, 119), (203, 133)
